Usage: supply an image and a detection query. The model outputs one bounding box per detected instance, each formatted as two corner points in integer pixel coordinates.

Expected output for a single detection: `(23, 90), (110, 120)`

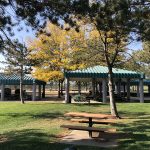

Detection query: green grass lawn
(0, 102), (150, 150)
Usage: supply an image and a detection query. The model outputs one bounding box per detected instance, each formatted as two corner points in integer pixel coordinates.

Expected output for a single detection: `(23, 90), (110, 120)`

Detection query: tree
(0, 1), (150, 41)
(0, 0), (150, 116)
(63, 1), (131, 118)
(1, 1), (149, 44)
(52, 0), (149, 118)
(124, 41), (150, 78)
(28, 22), (87, 97)
(3, 41), (32, 104)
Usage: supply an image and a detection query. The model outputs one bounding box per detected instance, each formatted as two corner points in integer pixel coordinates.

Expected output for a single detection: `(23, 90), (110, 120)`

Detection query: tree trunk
(108, 67), (119, 118)
(20, 67), (24, 104)
(58, 80), (61, 98)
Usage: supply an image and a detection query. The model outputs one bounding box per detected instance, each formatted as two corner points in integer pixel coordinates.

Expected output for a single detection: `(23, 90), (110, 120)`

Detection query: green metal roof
(65, 66), (145, 79)
(131, 79), (150, 86)
(0, 74), (46, 85)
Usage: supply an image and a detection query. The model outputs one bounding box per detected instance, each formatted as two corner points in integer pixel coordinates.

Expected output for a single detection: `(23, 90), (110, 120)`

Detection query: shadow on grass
(118, 111), (150, 119)
(0, 129), (108, 150)
(0, 112), (64, 119)
(114, 119), (150, 150)
(0, 129), (68, 150)
(70, 103), (109, 107)
(1, 120), (150, 150)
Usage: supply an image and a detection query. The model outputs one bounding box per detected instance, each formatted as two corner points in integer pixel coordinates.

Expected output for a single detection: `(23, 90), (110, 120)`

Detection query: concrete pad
(60, 130), (118, 148)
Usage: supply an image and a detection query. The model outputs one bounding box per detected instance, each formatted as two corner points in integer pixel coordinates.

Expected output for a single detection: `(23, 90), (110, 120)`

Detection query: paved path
(60, 130), (118, 148)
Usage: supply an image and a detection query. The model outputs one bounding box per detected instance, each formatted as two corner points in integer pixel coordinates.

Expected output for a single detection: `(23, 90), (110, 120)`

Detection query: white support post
(1, 84), (5, 101)
(38, 85), (41, 99)
(102, 79), (107, 103)
(127, 79), (130, 101)
(115, 83), (117, 94)
(65, 78), (70, 103)
(98, 83), (100, 93)
(32, 83), (36, 101)
(139, 78), (144, 103)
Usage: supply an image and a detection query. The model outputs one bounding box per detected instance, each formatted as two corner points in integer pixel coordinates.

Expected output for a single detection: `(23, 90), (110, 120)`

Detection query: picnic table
(61, 112), (116, 137)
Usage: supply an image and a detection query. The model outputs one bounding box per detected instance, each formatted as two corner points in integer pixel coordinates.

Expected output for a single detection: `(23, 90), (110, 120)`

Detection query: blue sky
(128, 41), (142, 50)
(0, 26), (36, 70)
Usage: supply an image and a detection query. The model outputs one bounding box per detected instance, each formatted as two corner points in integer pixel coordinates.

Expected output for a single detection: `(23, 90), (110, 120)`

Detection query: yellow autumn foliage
(32, 67), (63, 82)
(28, 22), (87, 82)
(28, 21), (126, 82)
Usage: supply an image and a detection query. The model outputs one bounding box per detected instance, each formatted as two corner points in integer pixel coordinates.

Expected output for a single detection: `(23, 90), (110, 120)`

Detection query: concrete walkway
(60, 130), (118, 148)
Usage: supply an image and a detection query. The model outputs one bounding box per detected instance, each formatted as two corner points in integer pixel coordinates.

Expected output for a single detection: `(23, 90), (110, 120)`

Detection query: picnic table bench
(61, 125), (116, 133)
(61, 112), (116, 137)
(70, 118), (115, 125)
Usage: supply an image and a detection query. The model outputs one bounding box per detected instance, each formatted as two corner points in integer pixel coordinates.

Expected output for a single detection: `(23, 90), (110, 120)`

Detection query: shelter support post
(78, 81), (81, 94)
(95, 82), (98, 93)
(139, 78), (144, 103)
(65, 78), (70, 103)
(148, 85), (150, 94)
(137, 85), (140, 97)
(58, 80), (61, 98)
(42, 84), (45, 98)
(123, 83), (126, 97)
(102, 79), (107, 103)
(38, 85), (41, 99)
(115, 80), (121, 96)
(118, 79), (121, 97)
(60, 80), (63, 95)
(92, 78), (95, 96)
(32, 83), (36, 101)
(115, 83), (117, 94)
(127, 79), (130, 101)
(85, 82), (88, 91)
(99, 82), (102, 94)
(1, 84), (5, 101)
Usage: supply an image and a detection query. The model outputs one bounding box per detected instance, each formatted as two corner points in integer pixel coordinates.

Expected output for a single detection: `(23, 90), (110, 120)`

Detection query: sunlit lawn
(0, 102), (150, 150)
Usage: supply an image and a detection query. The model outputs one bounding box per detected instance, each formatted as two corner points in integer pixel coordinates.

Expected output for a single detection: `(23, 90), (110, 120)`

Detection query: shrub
(72, 94), (86, 102)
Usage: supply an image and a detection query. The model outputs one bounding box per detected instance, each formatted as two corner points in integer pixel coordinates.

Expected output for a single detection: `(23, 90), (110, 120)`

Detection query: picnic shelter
(0, 73), (46, 101)
(64, 66), (146, 103)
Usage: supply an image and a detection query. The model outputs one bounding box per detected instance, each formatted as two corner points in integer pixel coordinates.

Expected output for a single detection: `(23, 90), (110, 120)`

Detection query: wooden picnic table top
(64, 112), (116, 119)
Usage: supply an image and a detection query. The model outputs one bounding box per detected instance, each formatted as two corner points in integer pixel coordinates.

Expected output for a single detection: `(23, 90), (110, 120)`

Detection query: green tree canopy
(124, 41), (150, 78)
(3, 40), (33, 104)
(0, 0), (150, 46)
(1, 0), (150, 117)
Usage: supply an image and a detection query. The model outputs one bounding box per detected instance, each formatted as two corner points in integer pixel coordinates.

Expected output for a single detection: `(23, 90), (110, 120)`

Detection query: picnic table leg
(89, 117), (92, 137)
